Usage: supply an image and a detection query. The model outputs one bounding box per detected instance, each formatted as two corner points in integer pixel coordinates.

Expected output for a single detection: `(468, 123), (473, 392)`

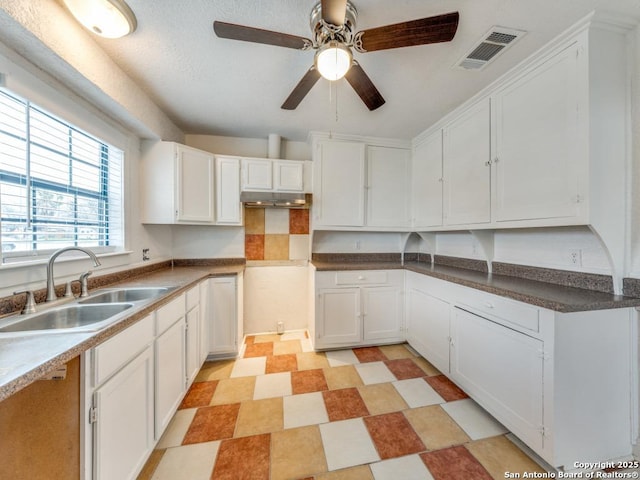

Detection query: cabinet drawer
(156, 294), (185, 335)
(335, 271), (388, 285)
(93, 314), (154, 386)
(186, 285), (199, 312)
(458, 290), (539, 333)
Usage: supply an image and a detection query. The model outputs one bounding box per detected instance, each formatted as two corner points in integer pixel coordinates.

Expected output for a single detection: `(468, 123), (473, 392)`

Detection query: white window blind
(0, 87), (123, 262)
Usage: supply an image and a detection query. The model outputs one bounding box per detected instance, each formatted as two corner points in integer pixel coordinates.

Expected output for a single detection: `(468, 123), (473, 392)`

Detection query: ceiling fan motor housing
(310, 1), (357, 47)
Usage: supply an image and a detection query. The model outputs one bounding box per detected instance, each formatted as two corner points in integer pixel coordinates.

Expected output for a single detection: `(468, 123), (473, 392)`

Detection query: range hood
(240, 191), (311, 209)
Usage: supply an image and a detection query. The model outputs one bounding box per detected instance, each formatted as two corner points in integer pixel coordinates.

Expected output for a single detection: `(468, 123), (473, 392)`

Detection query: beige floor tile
(378, 344), (416, 360)
(273, 339), (302, 355)
(466, 435), (547, 479)
(412, 357), (441, 376)
(195, 360), (234, 382)
(253, 333), (282, 343)
(357, 383), (408, 415)
(210, 376), (256, 405)
(404, 405), (470, 450)
(151, 441), (219, 480)
(234, 397), (283, 437)
(324, 365), (364, 390)
(297, 351), (330, 370)
(270, 425), (328, 479)
(316, 465), (374, 480)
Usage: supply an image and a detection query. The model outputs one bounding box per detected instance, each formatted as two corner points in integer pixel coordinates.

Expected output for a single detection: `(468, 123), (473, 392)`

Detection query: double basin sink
(0, 287), (173, 334)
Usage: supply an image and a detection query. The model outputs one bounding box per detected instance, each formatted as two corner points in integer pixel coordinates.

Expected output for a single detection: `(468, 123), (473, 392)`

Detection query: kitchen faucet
(46, 247), (101, 302)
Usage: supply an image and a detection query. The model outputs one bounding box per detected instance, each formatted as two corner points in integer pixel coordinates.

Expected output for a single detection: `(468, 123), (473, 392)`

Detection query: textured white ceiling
(90, 0), (640, 142)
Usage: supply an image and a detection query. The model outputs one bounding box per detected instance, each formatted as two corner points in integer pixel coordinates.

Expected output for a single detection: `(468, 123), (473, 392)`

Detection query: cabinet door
(155, 318), (186, 438)
(412, 131), (443, 228)
(242, 158), (272, 191)
(406, 288), (451, 374)
(185, 305), (200, 385)
(175, 145), (215, 223)
(274, 160), (304, 192)
(363, 286), (404, 342)
(367, 146), (411, 228)
(93, 346), (154, 480)
(314, 141), (366, 227)
(451, 307), (543, 451)
(199, 281), (210, 364)
(208, 277), (238, 356)
(443, 98), (492, 226)
(316, 288), (362, 346)
(215, 156), (242, 225)
(493, 43), (582, 222)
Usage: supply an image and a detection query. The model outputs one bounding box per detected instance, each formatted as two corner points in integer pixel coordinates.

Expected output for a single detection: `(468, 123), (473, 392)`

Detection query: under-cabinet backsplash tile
(244, 207), (310, 261)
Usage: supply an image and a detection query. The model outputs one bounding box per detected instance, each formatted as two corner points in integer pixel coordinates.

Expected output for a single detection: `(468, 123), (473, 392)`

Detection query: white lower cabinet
(154, 296), (187, 438)
(314, 270), (404, 349)
(405, 273), (451, 374)
(451, 307), (544, 452)
(185, 285), (201, 385)
(207, 276), (241, 357)
(92, 346), (154, 480)
(405, 270), (635, 470)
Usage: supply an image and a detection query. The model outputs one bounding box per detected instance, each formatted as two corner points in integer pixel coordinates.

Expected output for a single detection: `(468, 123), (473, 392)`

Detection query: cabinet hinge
(575, 195), (582, 204)
(89, 406), (98, 424)
(539, 425), (546, 437)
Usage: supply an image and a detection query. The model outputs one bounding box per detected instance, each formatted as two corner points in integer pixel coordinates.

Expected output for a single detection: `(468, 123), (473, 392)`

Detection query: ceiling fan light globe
(62, 0), (137, 38)
(315, 41), (352, 81)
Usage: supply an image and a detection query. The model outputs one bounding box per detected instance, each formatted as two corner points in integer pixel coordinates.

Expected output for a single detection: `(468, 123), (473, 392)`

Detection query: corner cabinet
(311, 138), (411, 230)
(313, 270), (404, 349)
(412, 130), (443, 229)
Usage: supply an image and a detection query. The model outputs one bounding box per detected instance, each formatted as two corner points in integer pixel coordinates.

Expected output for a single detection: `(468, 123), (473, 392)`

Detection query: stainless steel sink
(0, 303), (133, 333)
(79, 287), (171, 304)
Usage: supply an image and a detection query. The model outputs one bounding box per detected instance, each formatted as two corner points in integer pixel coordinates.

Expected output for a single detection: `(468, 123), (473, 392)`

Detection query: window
(0, 88), (123, 262)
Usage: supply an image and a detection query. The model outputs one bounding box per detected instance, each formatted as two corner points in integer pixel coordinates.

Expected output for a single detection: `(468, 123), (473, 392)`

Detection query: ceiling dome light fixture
(62, 0), (137, 39)
(315, 41), (353, 81)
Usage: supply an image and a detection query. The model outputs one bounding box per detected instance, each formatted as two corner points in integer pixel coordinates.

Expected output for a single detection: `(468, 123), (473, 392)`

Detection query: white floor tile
(283, 391), (329, 429)
(393, 378), (445, 408)
(370, 454), (435, 480)
(152, 441), (219, 480)
(325, 349), (360, 367)
(253, 372), (292, 400)
(156, 408), (197, 449)
(320, 418), (380, 471)
(230, 356), (266, 378)
(441, 398), (509, 440)
(355, 361), (396, 385)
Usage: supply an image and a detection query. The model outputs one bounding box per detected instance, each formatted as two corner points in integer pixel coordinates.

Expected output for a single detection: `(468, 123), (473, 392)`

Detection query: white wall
(185, 134), (311, 160)
(312, 231), (406, 254)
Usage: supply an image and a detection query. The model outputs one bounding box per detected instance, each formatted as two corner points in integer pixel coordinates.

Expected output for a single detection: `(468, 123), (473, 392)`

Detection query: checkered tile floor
(138, 332), (549, 480)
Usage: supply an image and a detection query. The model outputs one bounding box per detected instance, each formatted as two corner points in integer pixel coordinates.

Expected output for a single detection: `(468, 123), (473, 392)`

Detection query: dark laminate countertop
(312, 259), (640, 314)
(0, 263), (243, 402)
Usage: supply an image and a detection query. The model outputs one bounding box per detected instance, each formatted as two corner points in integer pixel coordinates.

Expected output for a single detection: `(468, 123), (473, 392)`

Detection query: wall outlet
(355, 240), (361, 250)
(569, 249), (582, 267)
(142, 248), (150, 261)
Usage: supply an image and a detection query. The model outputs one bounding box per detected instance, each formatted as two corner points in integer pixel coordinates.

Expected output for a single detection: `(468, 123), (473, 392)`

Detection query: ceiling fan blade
(344, 62), (385, 111)
(321, 0), (348, 26)
(354, 12), (459, 52)
(281, 67), (322, 110)
(213, 21), (312, 50)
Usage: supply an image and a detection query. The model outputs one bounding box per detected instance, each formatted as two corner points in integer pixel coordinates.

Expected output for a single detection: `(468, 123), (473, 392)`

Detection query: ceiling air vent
(455, 26), (526, 71)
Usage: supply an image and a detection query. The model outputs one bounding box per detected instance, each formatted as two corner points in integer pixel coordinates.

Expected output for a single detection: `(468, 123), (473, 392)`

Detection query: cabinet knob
(358, 276), (365, 280)
(484, 302), (494, 309)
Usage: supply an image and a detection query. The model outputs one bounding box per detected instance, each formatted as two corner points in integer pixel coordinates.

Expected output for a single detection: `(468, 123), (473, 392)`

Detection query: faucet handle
(13, 290), (36, 315)
(79, 271), (93, 298)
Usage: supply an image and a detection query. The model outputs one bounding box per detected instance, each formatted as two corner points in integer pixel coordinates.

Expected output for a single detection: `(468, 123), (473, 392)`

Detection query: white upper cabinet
(215, 156), (242, 225)
(443, 98), (492, 226)
(313, 140), (366, 228)
(493, 41), (583, 223)
(312, 138), (411, 230)
(412, 130), (443, 229)
(241, 158), (308, 192)
(241, 158), (272, 191)
(366, 146), (411, 228)
(274, 160), (305, 191)
(141, 142), (215, 224)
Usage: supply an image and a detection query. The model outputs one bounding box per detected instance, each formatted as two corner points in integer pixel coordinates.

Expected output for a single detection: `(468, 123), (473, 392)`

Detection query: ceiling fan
(213, 0), (459, 111)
